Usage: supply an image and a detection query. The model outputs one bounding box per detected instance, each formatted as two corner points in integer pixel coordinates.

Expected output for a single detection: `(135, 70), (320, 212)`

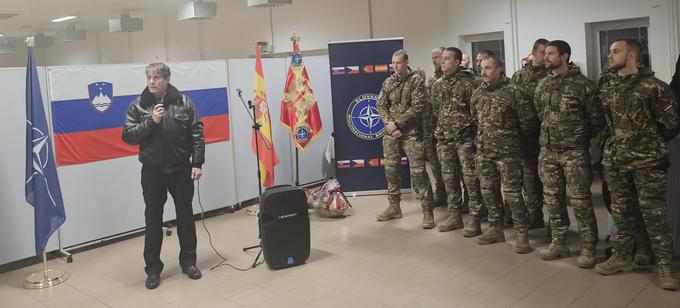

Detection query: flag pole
(23, 41), (69, 290)
(24, 250), (68, 289)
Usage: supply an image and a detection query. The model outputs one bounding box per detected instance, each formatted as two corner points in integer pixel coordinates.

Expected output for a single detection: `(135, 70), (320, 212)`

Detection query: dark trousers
(141, 166), (197, 275)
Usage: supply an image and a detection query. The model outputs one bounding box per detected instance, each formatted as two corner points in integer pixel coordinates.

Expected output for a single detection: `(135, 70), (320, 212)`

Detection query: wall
(0, 0), (443, 76)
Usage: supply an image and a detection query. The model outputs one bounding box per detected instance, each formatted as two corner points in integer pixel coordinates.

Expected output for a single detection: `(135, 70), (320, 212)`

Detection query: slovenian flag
(331, 67), (346, 75)
(52, 87), (230, 166)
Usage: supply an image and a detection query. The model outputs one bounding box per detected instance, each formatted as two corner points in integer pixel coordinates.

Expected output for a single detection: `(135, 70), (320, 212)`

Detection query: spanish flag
(252, 45), (279, 187)
(280, 36), (323, 151)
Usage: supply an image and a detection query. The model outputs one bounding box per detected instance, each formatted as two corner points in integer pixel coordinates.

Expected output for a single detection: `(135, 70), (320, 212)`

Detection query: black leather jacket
(122, 84), (205, 173)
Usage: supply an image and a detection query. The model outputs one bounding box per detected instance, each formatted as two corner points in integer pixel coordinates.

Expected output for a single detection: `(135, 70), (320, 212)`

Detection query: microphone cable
(195, 179), (264, 271)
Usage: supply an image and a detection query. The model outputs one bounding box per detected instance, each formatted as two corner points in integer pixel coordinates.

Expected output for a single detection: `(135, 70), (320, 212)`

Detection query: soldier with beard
(534, 40), (602, 268)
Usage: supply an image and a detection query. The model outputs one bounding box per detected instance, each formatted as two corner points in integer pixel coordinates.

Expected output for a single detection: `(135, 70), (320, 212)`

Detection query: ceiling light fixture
(51, 16), (77, 23)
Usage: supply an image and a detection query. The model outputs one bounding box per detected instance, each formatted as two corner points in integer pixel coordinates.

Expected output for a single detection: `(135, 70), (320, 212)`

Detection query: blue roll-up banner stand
(328, 37), (412, 193)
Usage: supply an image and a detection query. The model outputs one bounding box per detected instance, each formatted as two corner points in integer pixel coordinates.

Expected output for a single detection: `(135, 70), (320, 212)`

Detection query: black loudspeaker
(259, 185), (310, 269)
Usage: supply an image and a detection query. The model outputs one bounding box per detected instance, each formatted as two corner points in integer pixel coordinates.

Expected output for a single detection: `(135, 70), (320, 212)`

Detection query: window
(585, 17), (650, 80)
(460, 32), (505, 71)
(599, 27), (650, 70)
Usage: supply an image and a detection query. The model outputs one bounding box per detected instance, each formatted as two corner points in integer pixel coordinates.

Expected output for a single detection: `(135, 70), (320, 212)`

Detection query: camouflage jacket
(377, 67), (427, 137)
(471, 75), (539, 158)
(511, 60), (549, 102)
(422, 69), (444, 140)
(534, 64), (604, 150)
(599, 67), (680, 170)
(430, 68), (476, 140)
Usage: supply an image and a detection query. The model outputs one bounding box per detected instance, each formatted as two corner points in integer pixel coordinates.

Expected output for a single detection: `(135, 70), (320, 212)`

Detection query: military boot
(478, 225), (505, 245)
(577, 248), (596, 268)
(438, 209), (463, 232)
(595, 253), (633, 275)
(658, 265), (679, 290)
(376, 204), (402, 221)
(540, 242), (569, 260)
(463, 216), (482, 237)
(514, 232), (533, 254)
(422, 210), (435, 229)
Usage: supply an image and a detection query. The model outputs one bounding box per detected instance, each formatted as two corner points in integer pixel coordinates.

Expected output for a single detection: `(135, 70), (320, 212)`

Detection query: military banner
(328, 38), (411, 192)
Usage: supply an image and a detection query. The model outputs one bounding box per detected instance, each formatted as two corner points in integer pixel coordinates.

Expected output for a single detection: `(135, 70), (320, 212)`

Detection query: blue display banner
(328, 38), (411, 192)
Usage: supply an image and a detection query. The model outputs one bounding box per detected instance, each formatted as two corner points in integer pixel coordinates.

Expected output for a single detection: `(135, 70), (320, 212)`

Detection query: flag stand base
(24, 251), (69, 289)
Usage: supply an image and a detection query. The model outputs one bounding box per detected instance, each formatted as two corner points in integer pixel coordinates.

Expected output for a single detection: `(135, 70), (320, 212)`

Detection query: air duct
(109, 12), (143, 32)
(178, 1), (217, 20)
(247, 0), (292, 7)
(0, 37), (20, 53)
(27, 34), (54, 48)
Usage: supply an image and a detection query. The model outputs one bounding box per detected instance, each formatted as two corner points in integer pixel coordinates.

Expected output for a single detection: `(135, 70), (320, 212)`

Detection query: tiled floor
(1, 182), (679, 308)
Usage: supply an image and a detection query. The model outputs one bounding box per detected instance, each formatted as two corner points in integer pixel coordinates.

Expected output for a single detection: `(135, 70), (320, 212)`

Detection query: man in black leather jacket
(122, 62), (205, 289)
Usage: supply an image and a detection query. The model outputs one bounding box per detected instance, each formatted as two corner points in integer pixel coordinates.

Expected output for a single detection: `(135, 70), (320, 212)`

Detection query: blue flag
(25, 47), (66, 255)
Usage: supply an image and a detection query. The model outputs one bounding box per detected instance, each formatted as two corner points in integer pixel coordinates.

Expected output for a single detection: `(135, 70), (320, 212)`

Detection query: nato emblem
(291, 51), (302, 67)
(346, 93), (384, 140)
(88, 82), (113, 113)
(295, 124), (311, 143)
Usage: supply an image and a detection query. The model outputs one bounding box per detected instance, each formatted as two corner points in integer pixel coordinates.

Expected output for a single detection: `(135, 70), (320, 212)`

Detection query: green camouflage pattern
(430, 68), (483, 215)
(600, 67), (679, 266)
(599, 67), (680, 171)
(534, 63), (605, 150)
(511, 60), (550, 224)
(471, 76), (537, 232)
(377, 67), (427, 138)
(378, 68), (434, 212)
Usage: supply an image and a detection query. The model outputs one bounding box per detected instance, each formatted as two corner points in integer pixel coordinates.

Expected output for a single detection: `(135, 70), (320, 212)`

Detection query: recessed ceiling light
(51, 16), (77, 23)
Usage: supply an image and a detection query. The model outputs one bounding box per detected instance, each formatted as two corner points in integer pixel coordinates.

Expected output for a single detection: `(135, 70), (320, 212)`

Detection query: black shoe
(145, 274), (161, 289)
(182, 265), (202, 280)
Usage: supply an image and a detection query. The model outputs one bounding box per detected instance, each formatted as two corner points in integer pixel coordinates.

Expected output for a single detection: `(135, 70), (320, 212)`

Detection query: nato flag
(25, 47), (66, 255)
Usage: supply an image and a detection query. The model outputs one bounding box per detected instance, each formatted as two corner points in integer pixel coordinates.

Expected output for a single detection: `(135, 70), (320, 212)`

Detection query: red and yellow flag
(280, 36), (323, 150)
(252, 45), (279, 187)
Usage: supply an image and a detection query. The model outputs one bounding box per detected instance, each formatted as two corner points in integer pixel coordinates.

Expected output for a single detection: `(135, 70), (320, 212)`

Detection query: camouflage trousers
(539, 148), (597, 249)
(423, 135), (446, 203)
(436, 138), (483, 215)
(476, 155), (528, 232)
(522, 137), (544, 222)
(383, 135), (434, 211)
(605, 165), (674, 265)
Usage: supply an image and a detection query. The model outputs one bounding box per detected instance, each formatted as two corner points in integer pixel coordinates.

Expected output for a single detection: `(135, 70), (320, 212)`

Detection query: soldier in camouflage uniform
(511, 38), (550, 229)
(376, 49), (436, 229)
(471, 56), (538, 253)
(534, 40), (602, 268)
(430, 47), (483, 233)
(597, 65), (653, 265)
(473, 50), (495, 89)
(595, 39), (679, 290)
(423, 47), (448, 208)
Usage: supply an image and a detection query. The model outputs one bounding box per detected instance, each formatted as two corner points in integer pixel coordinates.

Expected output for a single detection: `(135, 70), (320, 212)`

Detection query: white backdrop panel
(0, 67), (61, 264)
(228, 58), (293, 201)
(284, 55), (334, 185)
(47, 61), (237, 248)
